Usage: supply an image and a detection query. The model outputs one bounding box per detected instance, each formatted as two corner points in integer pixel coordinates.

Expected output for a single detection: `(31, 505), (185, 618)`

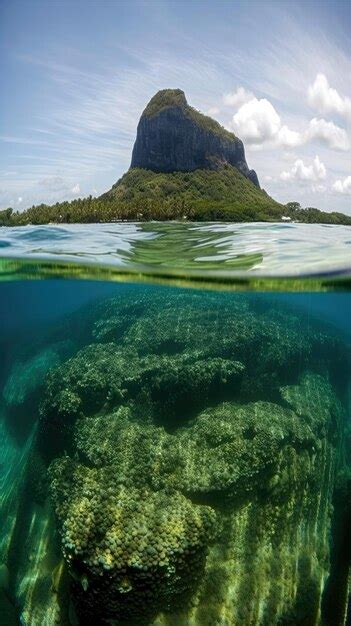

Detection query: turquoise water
(0, 222), (350, 625)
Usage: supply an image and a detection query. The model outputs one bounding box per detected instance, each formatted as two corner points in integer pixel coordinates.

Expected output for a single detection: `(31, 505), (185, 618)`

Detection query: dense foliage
(1, 167), (350, 226)
(284, 202), (351, 225)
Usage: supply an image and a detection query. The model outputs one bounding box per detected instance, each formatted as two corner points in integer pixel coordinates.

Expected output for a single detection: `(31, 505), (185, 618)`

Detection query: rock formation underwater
(2, 288), (350, 625)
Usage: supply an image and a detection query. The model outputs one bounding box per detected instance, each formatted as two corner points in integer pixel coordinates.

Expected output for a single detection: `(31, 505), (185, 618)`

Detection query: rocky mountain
(101, 89), (283, 220)
(130, 89), (260, 187)
(6, 89), (351, 225)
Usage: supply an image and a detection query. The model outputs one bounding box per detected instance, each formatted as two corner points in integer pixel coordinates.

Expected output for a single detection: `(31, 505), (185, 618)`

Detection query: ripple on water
(0, 221), (350, 277)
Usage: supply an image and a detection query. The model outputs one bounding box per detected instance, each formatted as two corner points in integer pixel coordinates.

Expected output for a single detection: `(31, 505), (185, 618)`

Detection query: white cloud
(230, 98), (281, 143)
(308, 74), (351, 120)
(280, 156), (326, 182)
(223, 87), (254, 108)
(230, 97), (304, 148)
(230, 97), (349, 151)
(332, 176), (351, 195)
(71, 183), (80, 194)
(307, 118), (349, 151)
(277, 125), (304, 148)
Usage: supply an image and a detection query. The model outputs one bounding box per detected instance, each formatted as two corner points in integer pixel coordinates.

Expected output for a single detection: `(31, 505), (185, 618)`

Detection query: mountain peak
(131, 88), (259, 187)
(143, 89), (187, 117)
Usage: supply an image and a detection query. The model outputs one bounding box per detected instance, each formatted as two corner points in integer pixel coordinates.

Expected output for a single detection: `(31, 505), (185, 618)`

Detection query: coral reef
(34, 289), (348, 625)
(50, 457), (216, 624)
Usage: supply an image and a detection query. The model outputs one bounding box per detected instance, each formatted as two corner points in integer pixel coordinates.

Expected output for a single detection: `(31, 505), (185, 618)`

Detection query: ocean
(0, 221), (350, 626)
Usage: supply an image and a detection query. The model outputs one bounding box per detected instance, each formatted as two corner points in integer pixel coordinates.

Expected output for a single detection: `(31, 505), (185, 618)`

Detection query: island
(1, 89), (350, 226)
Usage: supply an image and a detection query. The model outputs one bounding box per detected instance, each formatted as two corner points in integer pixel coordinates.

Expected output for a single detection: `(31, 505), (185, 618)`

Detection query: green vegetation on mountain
(103, 165), (283, 219)
(1, 166), (351, 226)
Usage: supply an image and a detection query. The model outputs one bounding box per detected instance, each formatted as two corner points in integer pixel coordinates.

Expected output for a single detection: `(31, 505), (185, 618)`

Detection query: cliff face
(131, 89), (260, 187)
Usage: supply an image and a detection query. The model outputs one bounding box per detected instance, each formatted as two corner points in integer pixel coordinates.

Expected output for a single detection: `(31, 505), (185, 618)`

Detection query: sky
(0, 0), (351, 214)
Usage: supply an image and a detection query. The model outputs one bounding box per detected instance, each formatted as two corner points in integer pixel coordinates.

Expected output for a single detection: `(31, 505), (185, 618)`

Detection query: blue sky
(1, 0), (351, 213)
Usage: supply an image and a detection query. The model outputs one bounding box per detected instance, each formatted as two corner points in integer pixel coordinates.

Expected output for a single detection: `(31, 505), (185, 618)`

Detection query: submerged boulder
(34, 290), (349, 625)
(50, 458), (216, 624)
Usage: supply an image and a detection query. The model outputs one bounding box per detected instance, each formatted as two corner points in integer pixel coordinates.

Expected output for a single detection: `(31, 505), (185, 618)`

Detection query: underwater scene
(0, 223), (350, 626)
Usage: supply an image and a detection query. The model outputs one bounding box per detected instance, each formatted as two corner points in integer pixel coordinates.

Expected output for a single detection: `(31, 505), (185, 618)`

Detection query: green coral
(36, 291), (348, 624)
(280, 371), (343, 434)
(49, 457), (216, 624)
(172, 400), (317, 500)
(40, 291), (344, 433)
(68, 398), (318, 500)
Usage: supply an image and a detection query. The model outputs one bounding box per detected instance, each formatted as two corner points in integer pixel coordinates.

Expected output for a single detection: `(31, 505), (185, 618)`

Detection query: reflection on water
(0, 279), (350, 625)
(0, 221), (351, 275)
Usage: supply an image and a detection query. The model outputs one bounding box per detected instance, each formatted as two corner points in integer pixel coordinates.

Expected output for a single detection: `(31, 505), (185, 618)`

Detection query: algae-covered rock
(49, 456), (216, 624)
(171, 400), (318, 501)
(147, 357), (244, 427)
(39, 291), (344, 440)
(35, 290), (349, 625)
(74, 409), (169, 480)
(280, 371), (343, 434)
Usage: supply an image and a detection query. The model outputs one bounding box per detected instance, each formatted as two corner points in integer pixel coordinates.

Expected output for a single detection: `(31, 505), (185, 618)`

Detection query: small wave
(0, 222), (350, 283)
(16, 226), (73, 241)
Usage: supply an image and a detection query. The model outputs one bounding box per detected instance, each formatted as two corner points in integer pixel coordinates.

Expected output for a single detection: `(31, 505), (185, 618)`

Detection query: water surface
(0, 221), (350, 286)
(0, 221), (350, 626)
